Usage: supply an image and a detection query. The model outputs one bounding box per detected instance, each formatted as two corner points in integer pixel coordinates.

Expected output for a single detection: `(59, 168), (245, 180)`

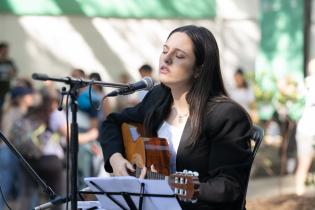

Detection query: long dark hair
(145, 25), (228, 146)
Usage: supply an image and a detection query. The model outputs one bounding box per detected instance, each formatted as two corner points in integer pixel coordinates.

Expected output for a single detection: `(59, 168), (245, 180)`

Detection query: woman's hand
(139, 165), (157, 179)
(109, 153), (135, 176)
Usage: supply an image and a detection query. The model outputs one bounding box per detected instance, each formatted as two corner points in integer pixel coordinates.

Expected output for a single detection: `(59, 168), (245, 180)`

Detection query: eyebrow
(163, 44), (188, 55)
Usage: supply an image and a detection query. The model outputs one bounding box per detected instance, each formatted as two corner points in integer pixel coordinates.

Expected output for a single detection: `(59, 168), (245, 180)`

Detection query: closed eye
(162, 45), (169, 54)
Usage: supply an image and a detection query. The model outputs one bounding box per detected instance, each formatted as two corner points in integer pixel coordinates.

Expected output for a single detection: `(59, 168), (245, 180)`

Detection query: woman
(230, 68), (255, 113)
(13, 85), (99, 210)
(100, 25), (252, 210)
(0, 84), (33, 209)
(12, 87), (67, 210)
(295, 58), (315, 195)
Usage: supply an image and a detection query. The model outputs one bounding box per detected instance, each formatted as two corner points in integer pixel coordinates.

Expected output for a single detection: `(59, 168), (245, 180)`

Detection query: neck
(170, 86), (190, 115)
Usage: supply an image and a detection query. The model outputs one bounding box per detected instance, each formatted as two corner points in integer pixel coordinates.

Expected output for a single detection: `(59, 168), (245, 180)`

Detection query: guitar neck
(134, 167), (167, 180)
(133, 167), (200, 203)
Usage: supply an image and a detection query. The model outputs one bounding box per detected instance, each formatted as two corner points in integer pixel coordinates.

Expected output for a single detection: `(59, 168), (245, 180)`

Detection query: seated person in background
(229, 68), (255, 113)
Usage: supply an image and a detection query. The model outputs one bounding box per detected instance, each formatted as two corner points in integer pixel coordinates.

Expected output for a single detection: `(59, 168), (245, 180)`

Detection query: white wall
(0, 0), (260, 90)
(217, 0), (260, 88)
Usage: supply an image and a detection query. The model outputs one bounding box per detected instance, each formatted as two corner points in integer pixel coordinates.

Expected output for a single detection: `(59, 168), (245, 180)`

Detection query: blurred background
(0, 0), (314, 209)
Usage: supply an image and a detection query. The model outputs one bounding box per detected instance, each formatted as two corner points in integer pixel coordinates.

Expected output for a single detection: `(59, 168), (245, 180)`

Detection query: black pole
(69, 84), (79, 210)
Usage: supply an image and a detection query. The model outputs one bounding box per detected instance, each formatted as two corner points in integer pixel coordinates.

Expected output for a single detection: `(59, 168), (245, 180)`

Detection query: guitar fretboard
(135, 167), (167, 180)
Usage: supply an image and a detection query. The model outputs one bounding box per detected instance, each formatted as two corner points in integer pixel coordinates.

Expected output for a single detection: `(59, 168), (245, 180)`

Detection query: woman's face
(159, 32), (196, 90)
(234, 73), (245, 88)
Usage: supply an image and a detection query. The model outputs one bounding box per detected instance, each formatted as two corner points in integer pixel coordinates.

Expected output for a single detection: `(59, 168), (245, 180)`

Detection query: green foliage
(246, 70), (305, 121)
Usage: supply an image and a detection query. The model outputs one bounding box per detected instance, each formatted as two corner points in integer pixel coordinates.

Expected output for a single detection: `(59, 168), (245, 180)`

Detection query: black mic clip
(57, 87), (67, 111)
(119, 85), (136, 95)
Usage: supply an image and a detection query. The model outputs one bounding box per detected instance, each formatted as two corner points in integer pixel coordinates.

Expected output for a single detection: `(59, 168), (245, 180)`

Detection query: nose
(163, 52), (172, 65)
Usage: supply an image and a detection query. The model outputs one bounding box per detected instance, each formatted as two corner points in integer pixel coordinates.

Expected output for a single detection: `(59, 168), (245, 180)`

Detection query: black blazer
(100, 85), (252, 210)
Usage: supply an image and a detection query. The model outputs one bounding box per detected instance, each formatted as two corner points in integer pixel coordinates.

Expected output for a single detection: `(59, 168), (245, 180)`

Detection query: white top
(297, 75), (315, 135)
(137, 90), (148, 102)
(157, 121), (186, 173)
(42, 109), (66, 159)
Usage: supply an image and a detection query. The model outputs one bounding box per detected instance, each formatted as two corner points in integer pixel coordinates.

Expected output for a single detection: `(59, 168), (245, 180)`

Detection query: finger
(125, 161), (135, 172)
(150, 164), (157, 173)
(113, 166), (129, 176)
(119, 168), (130, 176)
(139, 166), (147, 179)
(113, 169), (122, 176)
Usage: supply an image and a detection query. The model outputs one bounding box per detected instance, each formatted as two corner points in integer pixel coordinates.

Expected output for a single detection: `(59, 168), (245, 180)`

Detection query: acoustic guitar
(121, 123), (200, 202)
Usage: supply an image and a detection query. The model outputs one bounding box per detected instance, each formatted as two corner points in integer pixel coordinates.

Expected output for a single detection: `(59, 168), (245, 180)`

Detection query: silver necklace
(177, 113), (189, 124)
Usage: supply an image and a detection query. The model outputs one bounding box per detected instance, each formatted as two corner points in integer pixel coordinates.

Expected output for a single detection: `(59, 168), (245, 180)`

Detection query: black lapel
(177, 118), (192, 156)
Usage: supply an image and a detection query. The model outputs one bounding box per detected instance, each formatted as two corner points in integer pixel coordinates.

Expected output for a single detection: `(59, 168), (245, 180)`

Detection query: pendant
(178, 116), (184, 124)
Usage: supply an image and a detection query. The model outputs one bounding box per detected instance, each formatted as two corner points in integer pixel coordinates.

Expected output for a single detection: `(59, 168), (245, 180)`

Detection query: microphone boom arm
(32, 73), (129, 88)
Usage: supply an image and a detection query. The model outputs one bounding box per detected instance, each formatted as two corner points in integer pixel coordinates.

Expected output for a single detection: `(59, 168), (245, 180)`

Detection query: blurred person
(295, 58), (315, 195)
(2, 85), (34, 136)
(71, 68), (85, 79)
(14, 77), (33, 89)
(71, 68), (99, 129)
(71, 69), (100, 187)
(0, 83), (33, 210)
(12, 87), (66, 210)
(11, 85), (98, 210)
(115, 73), (139, 111)
(88, 72), (112, 121)
(276, 76), (301, 175)
(0, 42), (18, 123)
(139, 64), (153, 78)
(137, 64), (154, 102)
(229, 68), (255, 113)
(88, 72), (112, 176)
(101, 25), (253, 210)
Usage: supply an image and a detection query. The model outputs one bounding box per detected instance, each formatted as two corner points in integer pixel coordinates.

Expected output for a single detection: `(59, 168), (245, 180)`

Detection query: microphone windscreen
(32, 73), (49, 81)
(143, 77), (154, 90)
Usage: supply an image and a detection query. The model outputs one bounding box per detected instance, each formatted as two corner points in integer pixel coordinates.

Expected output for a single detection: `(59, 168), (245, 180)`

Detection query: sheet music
(77, 201), (104, 210)
(84, 176), (182, 210)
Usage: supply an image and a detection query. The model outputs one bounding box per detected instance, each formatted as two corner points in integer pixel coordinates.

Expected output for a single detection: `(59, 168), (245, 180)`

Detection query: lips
(160, 65), (169, 74)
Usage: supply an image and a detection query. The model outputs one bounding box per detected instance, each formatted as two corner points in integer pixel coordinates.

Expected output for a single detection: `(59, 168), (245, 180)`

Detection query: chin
(159, 80), (174, 89)
(159, 76), (171, 86)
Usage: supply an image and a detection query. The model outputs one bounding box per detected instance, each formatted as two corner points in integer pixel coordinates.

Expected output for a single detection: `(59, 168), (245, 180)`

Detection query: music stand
(80, 176), (182, 210)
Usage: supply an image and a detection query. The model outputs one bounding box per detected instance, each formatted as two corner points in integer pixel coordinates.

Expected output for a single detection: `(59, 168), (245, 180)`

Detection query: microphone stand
(32, 73), (128, 210)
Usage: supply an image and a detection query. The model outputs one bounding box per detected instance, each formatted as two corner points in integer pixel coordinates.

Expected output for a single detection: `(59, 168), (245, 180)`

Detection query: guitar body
(121, 123), (170, 176)
(121, 123), (200, 202)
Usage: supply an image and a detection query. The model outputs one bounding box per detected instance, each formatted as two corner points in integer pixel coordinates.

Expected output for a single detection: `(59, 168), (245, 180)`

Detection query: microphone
(32, 73), (50, 81)
(33, 195), (69, 210)
(106, 77), (154, 97)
